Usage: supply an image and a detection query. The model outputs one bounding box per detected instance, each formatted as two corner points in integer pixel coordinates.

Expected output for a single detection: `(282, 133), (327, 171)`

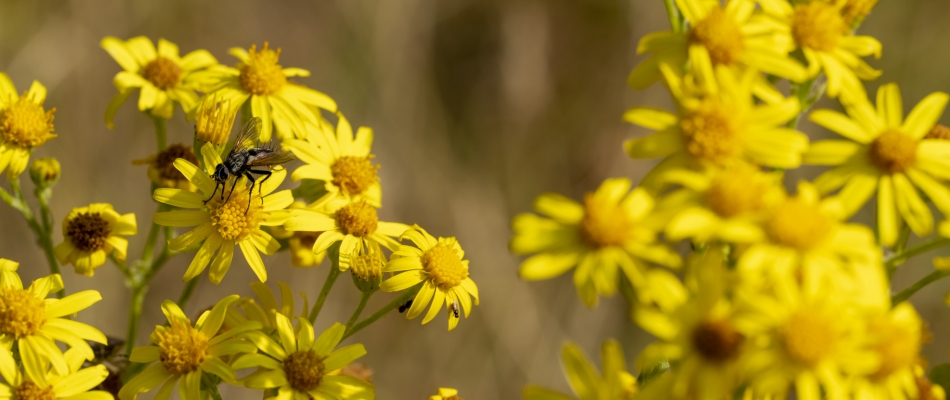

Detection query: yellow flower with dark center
(629, 0), (806, 90)
(284, 112), (383, 207)
(0, 345), (113, 400)
(284, 196), (408, 271)
(132, 143), (199, 190)
(625, 67), (808, 186)
(120, 296), (260, 400)
(0, 73), (56, 177)
(194, 94), (238, 147)
(381, 226), (479, 331)
(0, 265), (106, 386)
(804, 83), (950, 246)
(152, 156), (293, 284)
(429, 388), (464, 400)
(193, 42), (337, 141)
(101, 37), (218, 124)
(511, 178), (683, 309)
(523, 340), (637, 400)
(54, 203), (137, 277)
(234, 316), (374, 399)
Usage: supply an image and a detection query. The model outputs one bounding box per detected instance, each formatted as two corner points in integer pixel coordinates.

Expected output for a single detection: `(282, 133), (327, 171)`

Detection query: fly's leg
(205, 181), (221, 205)
(252, 169), (273, 206)
(223, 176), (240, 205)
(243, 171), (258, 214)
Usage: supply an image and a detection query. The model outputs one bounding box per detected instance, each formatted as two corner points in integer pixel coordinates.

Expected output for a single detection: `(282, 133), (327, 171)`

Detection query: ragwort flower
(849, 302), (926, 400)
(54, 203), (137, 277)
(0, 345), (112, 400)
(0, 73), (56, 177)
(523, 340), (637, 400)
(132, 143), (199, 190)
(101, 37), (217, 125)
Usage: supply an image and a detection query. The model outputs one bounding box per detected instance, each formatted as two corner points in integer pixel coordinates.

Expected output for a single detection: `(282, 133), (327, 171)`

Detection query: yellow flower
(234, 317), (375, 399)
(629, 0), (806, 90)
(913, 364), (947, 400)
(380, 226), (479, 331)
(151, 157), (293, 284)
(224, 281), (308, 335)
(0, 269), (107, 386)
(429, 388), (463, 400)
(804, 83), (950, 246)
(283, 196), (408, 271)
(523, 340), (637, 400)
(29, 157), (61, 187)
(0, 259), (21, 289)
(624, 67), (808, 187)
(850, 302), (925, 400)
(658, 163), (785, 243)
(195, 42), (337, 141)
(0, 73), (56, 177)
(269, 201), (328, 268)
(194, 94), (238, 147)
(101, 37), (217, 124)
(120, 296), (260, 400)
(0, 345), (112, 400)
(54, 203), (138, 277)
(511, 178), (683, 309)
(132, 143), (199, 190)
(284, 112), (382, 207)
(838, 0), (879, 25)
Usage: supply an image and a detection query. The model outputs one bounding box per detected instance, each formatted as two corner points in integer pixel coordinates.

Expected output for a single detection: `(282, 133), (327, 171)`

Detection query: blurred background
(1, 0), (950, 398)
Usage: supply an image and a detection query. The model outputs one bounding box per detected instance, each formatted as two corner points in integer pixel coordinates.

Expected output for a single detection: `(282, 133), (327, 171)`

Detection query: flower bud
(350, 242), (384, 293)
(195, 94), (237, 146)
(29, 157), (60, 187)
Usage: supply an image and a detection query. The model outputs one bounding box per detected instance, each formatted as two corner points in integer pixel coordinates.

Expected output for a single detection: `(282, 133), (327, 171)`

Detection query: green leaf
(930, 363), (950, 391)
(292, 179), (329, 203)
(637, 359), (669, 385)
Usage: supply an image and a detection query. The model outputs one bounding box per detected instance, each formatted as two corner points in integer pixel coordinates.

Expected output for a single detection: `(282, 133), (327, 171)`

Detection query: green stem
(346, 291), (374, 329)
(885, 237), (950, 270)
(6, 179), (62, 297)
(662, 0), (682, 33)
(240, 99), (253, 127)
(343, 283), (422, 340)
(208, 383), (224, 400)
(891, 269), (950, 304)
(152, 117), (167, 151)
(309, 243), (342, 324)
(177, 277), (200, 309)
(125, 285), (148, 354)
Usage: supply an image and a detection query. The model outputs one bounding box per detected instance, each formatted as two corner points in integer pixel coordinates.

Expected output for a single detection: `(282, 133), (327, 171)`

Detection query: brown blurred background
(1, 0), (950, 398)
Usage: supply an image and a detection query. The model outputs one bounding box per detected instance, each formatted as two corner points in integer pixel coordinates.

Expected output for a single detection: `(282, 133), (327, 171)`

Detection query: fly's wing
(229, 117), (263, 156)
(246, 150), (296, 168)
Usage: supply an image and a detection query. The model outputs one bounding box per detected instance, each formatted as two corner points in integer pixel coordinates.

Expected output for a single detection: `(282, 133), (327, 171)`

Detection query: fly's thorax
(225, 152), (249, 175)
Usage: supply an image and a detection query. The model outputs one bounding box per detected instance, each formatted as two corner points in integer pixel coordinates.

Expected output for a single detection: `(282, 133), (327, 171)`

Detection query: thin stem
(109, 254), (131, 280)
(208, 383), (224, 400)
(885, 237), (950, 270)
(309, 243), (342, 324)
(662, 0), (682, 33)
(343, 283), (422, 340)
(241, 99), (253, 127)
(177, 277), (200, 309)
(891, 270), (950, 304)
(152, 117), (167, 151)
(346, 291), (374, 329)
(895, 224), (912, 254)
(7, 178), (62, 297)
(125, 285), (148, 354)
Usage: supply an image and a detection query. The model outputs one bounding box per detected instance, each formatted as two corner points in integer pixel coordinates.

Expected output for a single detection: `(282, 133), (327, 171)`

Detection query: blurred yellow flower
(0, 345), (111, 400)
(523, 340), (637, 400)
(224, 281), (308, 335)
(284, 113), (382, 207)
(120, 296), (259, 400)
(849, 302), (925, 400)
(101, 37), (217, 124)
(132, 143), (199, 190)
(511, 178), (683, 309)
(429, 388), (463, 400)
(194, 94), (238, 147)
(195, 42), (337, 141)
(380, 225), (479, 331)
(0, 73), (56, 177)
(235, 318), (375, 399)
(54, 203), (137, 277)
(804, 83), (950, 246)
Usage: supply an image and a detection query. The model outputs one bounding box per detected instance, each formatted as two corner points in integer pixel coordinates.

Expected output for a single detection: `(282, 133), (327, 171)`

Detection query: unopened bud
(29, 157), (60, 187)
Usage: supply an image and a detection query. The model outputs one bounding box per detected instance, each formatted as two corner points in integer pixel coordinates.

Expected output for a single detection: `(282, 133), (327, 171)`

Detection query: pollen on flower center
(67, 212), (112, 252)
(680, 100), (745, 164)
(239, 43), (287, 96)
(210, 188), (266, 241)
(688, 7), (745, 65)
(331, 156), (379, 196)
(14, 381), (56, 400)
(691, 319), (743, 363)
(141, 57), (182, 90)
(580, 193), (632, 248)
(1, 96), (56, 149)
(283, 349), (326, 392)
(0, 287), (46, 338)
(423, 243), (468, 289)
(336, 201), (378, 237)
(156, 144), (198, 181)
(792, 2), (848, 52)
(783, 311), (837, 366)
(869, 129), (918, 174)
(706, 167), (770, 217)
(156, 319), (209, 375)
(766, 199), (832, 250)
(868, 318), (919, 380)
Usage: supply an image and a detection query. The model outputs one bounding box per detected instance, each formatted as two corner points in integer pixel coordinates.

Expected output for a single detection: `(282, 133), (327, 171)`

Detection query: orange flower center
(14, 381), (56, 400)
(0, 287), (46, 338)
(424, 243), (468, 289)
(783, 310), (837, 366)
(67, 212), (112, 252)
(1, 95), (56, 149)
(579, 193), (632, 248)
(210, 187), (266, 241)
(681, 100), (745, 165)
(141, 57), (182, 90)
(156, 319), (209, 375)
(336, 201), (379, 237)
(331, 156), (379, 196)
(792, 2), (848, 52)
(239, 43), (287, 96)
(767, 198), (832, 251)
(688, 7), (745, 66)
(283, 349), (326, 392)
(869, 129), (917, 174)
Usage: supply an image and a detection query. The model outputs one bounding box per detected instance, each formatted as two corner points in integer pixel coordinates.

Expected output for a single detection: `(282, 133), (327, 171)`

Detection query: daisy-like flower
(629, 0), (806, 90)
(624, 67), (807, 187)
(195, 42), (337, 141)
(120, 296), (260, 400)
(849, 302), (926, 400)
(429, 388), (464, 400)
(269, 201), (327, 268)
(284, 113), (382, 207)
(804, 83), (950, 246)
(151, 155), (293, 284)
(283, 196), (408, 271)
(0, 271), (107, 385)
(0, 345), (112, 400)
(54, 203), (137, 277)
(101, 37), (217, 125)
(658, 163), (785, 244)
(132, 143), (199, 190)
(234, 316), (375, 399)
(0, 73), (56, 177)
(194, 94), (238, 147)
(511, 178), (683, 309)
(224, 281), (308, 335)
(523, 340), (637, 400)
(380, 225), (479, 331)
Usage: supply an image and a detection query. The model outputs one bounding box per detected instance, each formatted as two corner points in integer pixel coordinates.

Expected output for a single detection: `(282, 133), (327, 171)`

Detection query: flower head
(54, 203), (137, 277)
(152, 157), (293, 284)
(380, 226), (479, 331)
(0, 345), (112, 400)
(523, 340), (637, 400)
(132, 143), (199, 190)
(0, 73), (56, 177)
(120, 296), (260, 400)
(101, 37), (218, 124)
(429, 388), (464, 400)
(194, 94), (237, 146)
(29, 157), (60, 188)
